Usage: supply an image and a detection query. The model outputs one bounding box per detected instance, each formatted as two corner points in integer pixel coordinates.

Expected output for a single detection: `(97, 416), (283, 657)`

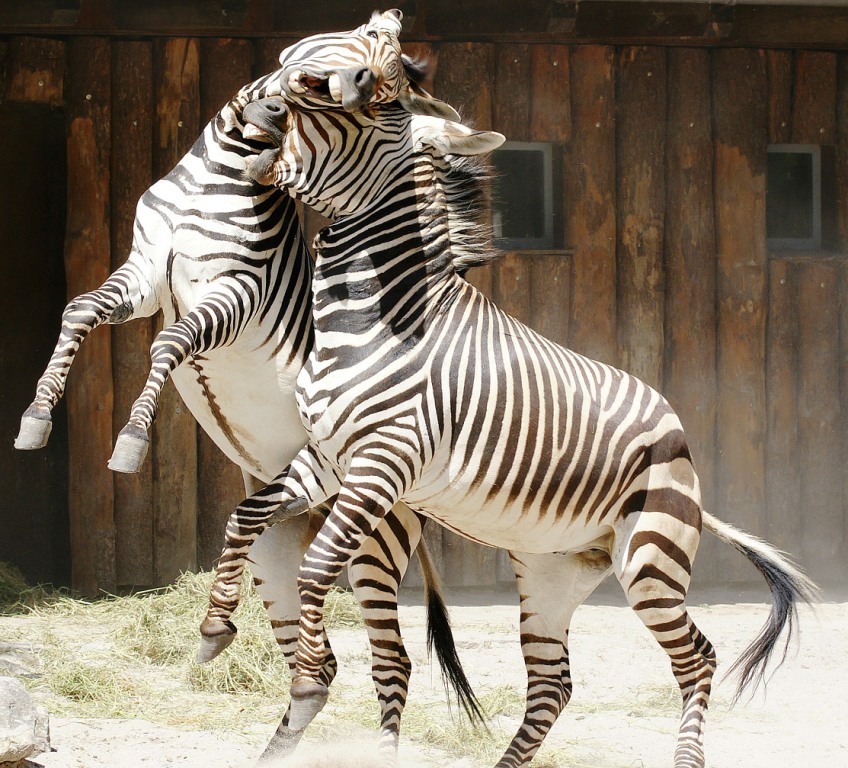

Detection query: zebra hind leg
(614, 509), (715, 768)
(495, 549), (612, 768)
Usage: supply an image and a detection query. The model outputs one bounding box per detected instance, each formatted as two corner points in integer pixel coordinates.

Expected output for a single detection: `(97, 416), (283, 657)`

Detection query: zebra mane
(440, 151), (500, 273)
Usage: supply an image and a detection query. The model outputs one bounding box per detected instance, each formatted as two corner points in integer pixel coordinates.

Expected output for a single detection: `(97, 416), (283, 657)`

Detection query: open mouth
(243, 122), (272, 140)
(287, 70), (343, 104)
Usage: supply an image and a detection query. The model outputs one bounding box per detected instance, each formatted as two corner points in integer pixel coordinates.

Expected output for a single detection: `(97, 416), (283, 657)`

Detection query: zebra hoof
(288, 678), (330, 731)
(14, 415), (52, 450)
(108, 431), (149, 473)
(196, 619), (237, 663)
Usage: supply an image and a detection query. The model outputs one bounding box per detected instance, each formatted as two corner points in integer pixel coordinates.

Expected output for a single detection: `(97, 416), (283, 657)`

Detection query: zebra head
(223, 10), (458, 142)
(243, 103), (504, 219)
(275, 10), (459, 119)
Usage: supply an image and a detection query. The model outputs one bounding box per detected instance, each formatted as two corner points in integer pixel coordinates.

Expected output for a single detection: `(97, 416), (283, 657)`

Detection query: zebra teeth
(328, 74), (342, 103)
(243, 123), (269, 140)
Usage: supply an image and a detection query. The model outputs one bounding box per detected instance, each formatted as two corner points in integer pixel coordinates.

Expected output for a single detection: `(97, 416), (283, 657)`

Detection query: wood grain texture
(564, 45), (616, 367)
(791, 50), (837, 145)
(65, 36), (115, 595)
(663, 47), (718, 584)
(152, 37), (200, 584)
(767, 50), (793, 145)
(616, 46), (666, 390)
(711, 48), (769, 583)
(111, 40), (155, 587)
(1, 37), (64, 105)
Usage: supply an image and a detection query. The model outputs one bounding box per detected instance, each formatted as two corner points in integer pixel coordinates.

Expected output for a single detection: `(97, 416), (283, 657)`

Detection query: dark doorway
(0, 102), (70, 587)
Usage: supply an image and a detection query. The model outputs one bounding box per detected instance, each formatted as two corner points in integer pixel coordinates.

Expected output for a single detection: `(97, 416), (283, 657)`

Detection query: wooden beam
(616, 46), (666, 390)
(767, 50), (793, 145)
(663, 47), (718, 585)
(764, 259), (801, 558)
(65, 36), (116, 595)
(3, 2), (848, 49)
(791, 50), (838, 145)
(711, 47), (769, 584)
(530, 45), (571, 144)
(151, 37), (200, 584)
(796, 260), (843, 583)
(564, 45), (617, 366)
(111, 40), (155, 588)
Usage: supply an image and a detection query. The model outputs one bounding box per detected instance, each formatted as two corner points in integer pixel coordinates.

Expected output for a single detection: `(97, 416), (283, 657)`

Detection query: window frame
(491, 140), (556, 251)
(766, 143), (822, 252)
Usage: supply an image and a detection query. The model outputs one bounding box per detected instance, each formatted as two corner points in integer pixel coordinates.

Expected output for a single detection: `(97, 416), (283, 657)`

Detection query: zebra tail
(701, 510), (819, 702)
(416, 535), (486, 727)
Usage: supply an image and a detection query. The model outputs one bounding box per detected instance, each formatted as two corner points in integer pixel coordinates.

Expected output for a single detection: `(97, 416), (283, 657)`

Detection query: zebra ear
(398, 88), (462, 122)
(414, 116), (505, 157)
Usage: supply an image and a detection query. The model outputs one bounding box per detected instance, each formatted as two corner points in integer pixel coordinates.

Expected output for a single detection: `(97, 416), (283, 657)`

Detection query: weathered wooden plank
(436, 42), (497, 320)
(111, 40), (155, 587)
(764, 259), (801, 555)
(796, 260), (843, 583)
(841, 261), (848, 588)
(616, 46), (665, 390)
(711, 48), (769, 583)
(791, 50), (838, 145)
(838, 55), (848, 253)
(494, 253), (533, 325)
(494, 44), (531, 141)
(433, 42), (495, 130)
(254, 37), (295, 76)
(767, 50), (793, 145)
(152, 38), (200, 584)
(65, 36), (115, 595)
(1, 37), (64, 105)
(200, 38), (254, 124)
(530, 252), (570, 347)
(664, 47), (718, 584)
(564, 45), (616, 366)
(530, 44), (571, 144)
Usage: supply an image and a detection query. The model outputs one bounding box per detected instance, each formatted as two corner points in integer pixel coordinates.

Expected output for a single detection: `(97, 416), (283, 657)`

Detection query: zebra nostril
(354, 67), (377, 91)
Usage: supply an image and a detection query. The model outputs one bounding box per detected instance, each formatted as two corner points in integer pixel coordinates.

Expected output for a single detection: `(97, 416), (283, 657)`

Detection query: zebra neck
(310, 168), (461, 348)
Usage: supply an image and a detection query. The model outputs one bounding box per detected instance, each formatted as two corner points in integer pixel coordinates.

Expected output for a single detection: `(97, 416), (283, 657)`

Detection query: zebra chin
(244, 148), (281, 186)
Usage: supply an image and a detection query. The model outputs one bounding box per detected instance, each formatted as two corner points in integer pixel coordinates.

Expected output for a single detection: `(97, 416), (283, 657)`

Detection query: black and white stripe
(204, 102), (817, 768)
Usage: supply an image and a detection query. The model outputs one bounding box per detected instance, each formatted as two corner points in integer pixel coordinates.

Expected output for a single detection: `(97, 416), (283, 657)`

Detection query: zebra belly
(404, 475), (616, 554)
(171, 343), (307, 484)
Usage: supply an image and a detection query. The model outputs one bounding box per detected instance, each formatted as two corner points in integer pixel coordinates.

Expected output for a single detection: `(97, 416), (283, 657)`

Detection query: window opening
(491, 141), (555, 251)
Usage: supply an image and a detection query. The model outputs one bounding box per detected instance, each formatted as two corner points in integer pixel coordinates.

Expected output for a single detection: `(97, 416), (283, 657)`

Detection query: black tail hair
(702, 511), (819, 702)
(416, 531), (486, 726)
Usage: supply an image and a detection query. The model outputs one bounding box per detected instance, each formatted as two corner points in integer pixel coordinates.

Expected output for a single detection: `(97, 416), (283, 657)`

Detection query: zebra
(14, 11), (479, 764)
(200, 97), (818, 768)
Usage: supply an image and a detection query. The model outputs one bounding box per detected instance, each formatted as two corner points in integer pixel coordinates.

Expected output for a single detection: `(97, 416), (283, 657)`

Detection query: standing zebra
(202, 98), (817, 768)
(15, 11), (480, 764)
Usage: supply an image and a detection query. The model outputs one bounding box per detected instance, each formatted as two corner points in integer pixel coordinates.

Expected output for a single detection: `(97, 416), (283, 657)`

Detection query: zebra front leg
(16, 260), (156, 450)
(289, 472), (404, 759)
(347, 504), (422, 763)
(198, 445), (340, 663)
(248, 514), (340, 764)
(497, 549), (611, 768)
(108, 311), (203, 472)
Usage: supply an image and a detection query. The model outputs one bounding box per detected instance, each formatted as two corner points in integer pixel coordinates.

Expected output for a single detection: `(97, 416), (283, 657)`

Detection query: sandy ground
(17, 584), (847, 768)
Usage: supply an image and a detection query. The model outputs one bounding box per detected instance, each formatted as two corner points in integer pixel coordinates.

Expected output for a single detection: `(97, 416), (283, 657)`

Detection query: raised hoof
(108, 431), (149, 473)
(196, 619), (237, 663)
(288, 678), (330, 730)
(15, 415), (53, 450)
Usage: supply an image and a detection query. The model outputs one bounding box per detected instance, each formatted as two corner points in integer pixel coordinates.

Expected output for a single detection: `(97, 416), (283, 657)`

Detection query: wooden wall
(2, 30), (847, 594)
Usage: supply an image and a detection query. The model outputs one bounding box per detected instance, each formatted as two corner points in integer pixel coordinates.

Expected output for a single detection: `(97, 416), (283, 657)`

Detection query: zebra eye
(366, 29), (379, 39)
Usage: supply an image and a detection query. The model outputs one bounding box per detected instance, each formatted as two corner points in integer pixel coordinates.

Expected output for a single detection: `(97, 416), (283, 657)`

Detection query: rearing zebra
(202, 97), (817, 768)
(15, 11), (480, 765)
